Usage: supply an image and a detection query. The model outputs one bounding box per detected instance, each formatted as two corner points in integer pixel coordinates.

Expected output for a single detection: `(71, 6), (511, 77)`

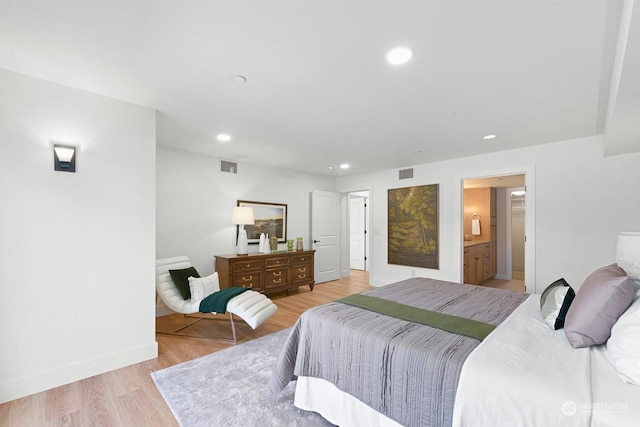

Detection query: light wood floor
(0, 271), (371, 427)
(467, 268), (526, 293)
(480, 277), (526, 292)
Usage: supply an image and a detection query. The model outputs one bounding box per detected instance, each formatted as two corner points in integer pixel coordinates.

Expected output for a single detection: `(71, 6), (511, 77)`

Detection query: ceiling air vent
(399, 168), (414, 180)
(220, 160), (238, 174)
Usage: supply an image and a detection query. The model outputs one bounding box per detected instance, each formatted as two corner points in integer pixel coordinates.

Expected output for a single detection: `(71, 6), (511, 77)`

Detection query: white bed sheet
(295, 376), (403, 427)
(590, 345), (640, 427)
(452, 295), (593, 427)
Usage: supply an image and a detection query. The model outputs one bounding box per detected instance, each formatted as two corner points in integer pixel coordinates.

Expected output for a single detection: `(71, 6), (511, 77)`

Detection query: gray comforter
(268, 278), (529, 427)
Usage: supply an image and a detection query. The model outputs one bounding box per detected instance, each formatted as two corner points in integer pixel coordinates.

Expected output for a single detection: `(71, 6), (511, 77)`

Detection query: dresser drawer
(264, 267), (289, 288)
(292, 254), (313, 265)
(232, 271), (262, 289)
(231, 259), (262, 272)
(265, 256), (290, 268)
(292, 264), (312, 284)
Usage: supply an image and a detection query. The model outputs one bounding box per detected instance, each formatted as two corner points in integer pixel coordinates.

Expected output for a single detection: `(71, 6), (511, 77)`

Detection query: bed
(268, 277), (528, 426)
(268, 269), (640, 427)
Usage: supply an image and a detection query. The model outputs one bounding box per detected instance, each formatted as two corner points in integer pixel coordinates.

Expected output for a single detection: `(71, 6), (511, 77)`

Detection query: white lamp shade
(616, 232), (640, 278)
(231, 207), (254, 225)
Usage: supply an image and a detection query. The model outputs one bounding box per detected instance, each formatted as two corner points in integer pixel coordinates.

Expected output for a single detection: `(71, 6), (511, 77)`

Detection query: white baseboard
(0, 341), (158, 404)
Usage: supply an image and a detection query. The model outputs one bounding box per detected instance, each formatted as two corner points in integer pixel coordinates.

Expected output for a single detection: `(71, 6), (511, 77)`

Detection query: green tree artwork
(388, 184), (439, 269)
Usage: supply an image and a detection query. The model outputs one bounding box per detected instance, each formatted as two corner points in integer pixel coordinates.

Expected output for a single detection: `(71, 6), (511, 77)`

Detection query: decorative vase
(269, 236), (278, 251)
(287, 240), (294, 251)
(296, 237), (304, 251)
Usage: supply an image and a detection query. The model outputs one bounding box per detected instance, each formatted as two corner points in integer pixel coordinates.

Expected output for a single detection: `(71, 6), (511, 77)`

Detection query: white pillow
(606, 294), (640, 385)
(539, 278), (575, 330)
(188, 272), (220, 303)
(542, 286), (569, 328)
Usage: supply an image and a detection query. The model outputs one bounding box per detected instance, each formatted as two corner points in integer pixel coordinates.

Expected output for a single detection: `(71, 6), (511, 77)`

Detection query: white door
(350, 196), (366, 270)
(311, 190), (340, 283)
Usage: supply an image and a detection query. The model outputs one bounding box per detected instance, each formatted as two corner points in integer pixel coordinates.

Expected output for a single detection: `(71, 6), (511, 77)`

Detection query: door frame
(460, 166), (536, 293)
(339, 187), (373, 281)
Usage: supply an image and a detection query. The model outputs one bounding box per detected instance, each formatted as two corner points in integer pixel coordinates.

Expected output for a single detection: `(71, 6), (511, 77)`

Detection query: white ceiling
(1, 0), (638, 176)
(464, 175), (524, 189)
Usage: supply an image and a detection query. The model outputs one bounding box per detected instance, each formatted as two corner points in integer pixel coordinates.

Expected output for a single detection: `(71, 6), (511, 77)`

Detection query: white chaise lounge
(156, 256), (278, 343)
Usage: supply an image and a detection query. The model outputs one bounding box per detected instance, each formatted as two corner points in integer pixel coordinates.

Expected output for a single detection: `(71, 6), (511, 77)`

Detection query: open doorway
(349, 191), (370, 272)
(463, 175), (526, 292)
(509, 187), (526, 281)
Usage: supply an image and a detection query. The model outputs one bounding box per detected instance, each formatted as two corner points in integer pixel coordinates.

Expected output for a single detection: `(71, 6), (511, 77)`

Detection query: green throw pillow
(169, 267), (200, 300)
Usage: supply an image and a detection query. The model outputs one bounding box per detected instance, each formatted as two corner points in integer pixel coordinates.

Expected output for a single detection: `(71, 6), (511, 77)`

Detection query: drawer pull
(300, 257), (305, 261)
(272, 278), (282, 284)
(242, 275), (253, 281)
(298, 268), (306, 272)
(272, 271), (282, 277)
(297, 274), (307, 279)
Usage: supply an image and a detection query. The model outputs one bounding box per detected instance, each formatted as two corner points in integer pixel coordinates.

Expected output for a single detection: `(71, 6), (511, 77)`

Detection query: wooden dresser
(214, 250), (315, 296)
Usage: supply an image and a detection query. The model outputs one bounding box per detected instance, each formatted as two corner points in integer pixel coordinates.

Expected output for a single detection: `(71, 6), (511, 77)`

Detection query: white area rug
(151, 328), (334, 427)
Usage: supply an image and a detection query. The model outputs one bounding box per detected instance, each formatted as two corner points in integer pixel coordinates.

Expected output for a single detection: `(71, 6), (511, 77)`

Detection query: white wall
(0, 69), (157, 403)
(156, 146), (336, 278)
(336, 136), (640, 293)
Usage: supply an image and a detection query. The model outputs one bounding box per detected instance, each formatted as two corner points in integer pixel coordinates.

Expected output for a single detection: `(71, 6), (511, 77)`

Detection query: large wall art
(388, 184), (439, 269)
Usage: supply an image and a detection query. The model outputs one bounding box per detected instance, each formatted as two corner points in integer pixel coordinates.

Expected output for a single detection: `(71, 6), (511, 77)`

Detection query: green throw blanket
(199, 287), (249, 314)
(337, 293), (496, 341)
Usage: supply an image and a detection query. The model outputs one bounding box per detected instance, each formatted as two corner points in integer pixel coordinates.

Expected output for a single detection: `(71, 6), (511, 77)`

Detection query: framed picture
(388, 184), (439, 269)
(238, 200), (288, 243)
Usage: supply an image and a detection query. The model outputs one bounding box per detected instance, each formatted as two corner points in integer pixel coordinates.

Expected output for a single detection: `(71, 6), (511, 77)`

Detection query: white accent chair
(156, 256), (278, 343)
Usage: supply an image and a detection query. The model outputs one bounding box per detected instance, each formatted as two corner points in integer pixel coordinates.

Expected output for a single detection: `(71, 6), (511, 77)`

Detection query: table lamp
(232, 207), (254, 255)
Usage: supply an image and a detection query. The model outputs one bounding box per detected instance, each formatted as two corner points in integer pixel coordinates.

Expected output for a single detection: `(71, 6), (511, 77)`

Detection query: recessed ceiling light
(217, 134), (231, 142)
(386, 47), (414, 65)
(483, 134), (497, 140)
(340, 163), (350, 169)
(325, 166), (334, 170)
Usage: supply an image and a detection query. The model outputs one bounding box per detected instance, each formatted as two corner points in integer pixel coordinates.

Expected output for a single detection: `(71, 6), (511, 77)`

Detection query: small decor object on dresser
(269, 236), (278, 251)
(296, 237), (304, 251)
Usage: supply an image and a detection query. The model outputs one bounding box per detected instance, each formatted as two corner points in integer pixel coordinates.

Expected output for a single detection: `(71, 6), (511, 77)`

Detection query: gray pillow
(564, 264), (635, 348)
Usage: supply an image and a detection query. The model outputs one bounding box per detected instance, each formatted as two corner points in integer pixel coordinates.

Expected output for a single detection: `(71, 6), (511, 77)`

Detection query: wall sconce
(231, 206), (255, 255)
(54, 144), (76, 172)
